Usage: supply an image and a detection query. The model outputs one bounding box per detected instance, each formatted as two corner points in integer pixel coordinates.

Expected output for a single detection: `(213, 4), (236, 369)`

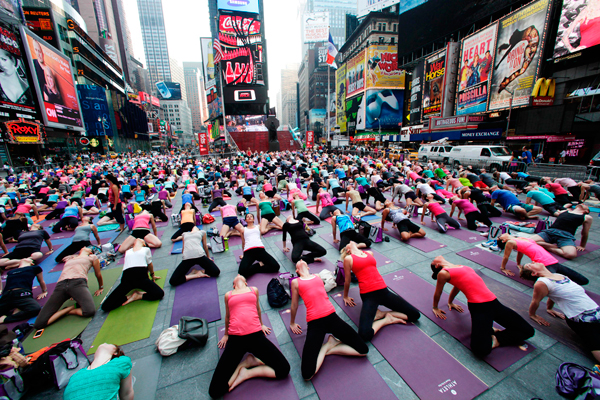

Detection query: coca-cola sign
(4, 120), (43, 144)
(219, 15), (260, 35)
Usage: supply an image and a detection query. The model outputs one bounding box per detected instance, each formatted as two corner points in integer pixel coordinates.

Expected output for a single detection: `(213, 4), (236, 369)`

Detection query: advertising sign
(346, 93), (364, 136)
(303, 12), (329, 43)
(460, 128), (502, 140)
(218, 14), (265, 86)
(364, 89), (404, 130)
(456, 24), (497, 115)
(488, 0), (552, 111)
(553, 0), (600, 59)
(357, 0), (400, 18)
(200, 37), (216, 89)
(346, 50), (365, 98)
(4, 120), (43, 143)
(217, 0), (259, 13)
(208, 97), (222, 120)
(77, 84), (112, 137)
(21, 28), (83, 130)
(306, 130), (314, 148)
(422, 49), (446, 119)
(366, 45), (405, 89)
(317, 45), (328, 66)
(336, 64), (347, 133)
(22, 7), (60, 50)
(151, 95), (160, 107)
(0, 23), (39, 121)
(410, 61), (424, 124)
(531, 78), (555, 106)
(156, 82), (182, 100)
(198, 131), (209, 155)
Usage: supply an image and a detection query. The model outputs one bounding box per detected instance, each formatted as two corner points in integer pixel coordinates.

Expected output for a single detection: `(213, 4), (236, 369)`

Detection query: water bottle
(224, 237), (229, 251)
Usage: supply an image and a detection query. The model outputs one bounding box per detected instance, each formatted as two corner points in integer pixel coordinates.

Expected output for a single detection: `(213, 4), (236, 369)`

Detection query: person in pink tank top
(210, 275), (290, 398)
(449, 196), (492, 230)
(289, 260), (368, 380)
(430, 256), (534, 358)
(422, 194), (461, 232)
(118, 210), (162, 253)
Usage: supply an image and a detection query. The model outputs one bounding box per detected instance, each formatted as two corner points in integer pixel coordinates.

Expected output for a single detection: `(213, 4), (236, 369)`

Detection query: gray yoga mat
(217, 314), (299, 400)
(331, 288), (488, 400)
(280, 304), (398, 400)
(131, 352), (162, 400)
(382, 270), (535, 372)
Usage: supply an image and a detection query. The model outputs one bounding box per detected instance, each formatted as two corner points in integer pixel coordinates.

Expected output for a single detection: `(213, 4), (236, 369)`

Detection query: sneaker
(489, 241), (500, 252)
(482, 239), (495, 248)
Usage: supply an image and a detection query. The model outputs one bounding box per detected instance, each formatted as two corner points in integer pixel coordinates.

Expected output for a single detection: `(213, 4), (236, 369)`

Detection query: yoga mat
(155, 210), (173, 227)
(33, 244), (65, 271)
(131, 352), (162, 400)
(22, 267), (123, 354)
(171, 241), (183, 254)
(382, 270), (535, 371)
(50, 229), (76, 239)
(489, 214), (537, 224)
(332, 288), (488, 400)
(247, 272), (280, 293)
(217, 314), (299, 400)
(280, 304), (397, 400)
(319, 232), (341, 250)
(261, 229), (283, 238)
(169, 277), (220, 325)
(272, 240), (336, 272)
(97, 224), (120, 232)
(384, 226), (446, 252)
(307, 206), (334, 224)
(446, 227), (487, 243)
(88, 269), (168, 354)
(552, 241), (600, 264)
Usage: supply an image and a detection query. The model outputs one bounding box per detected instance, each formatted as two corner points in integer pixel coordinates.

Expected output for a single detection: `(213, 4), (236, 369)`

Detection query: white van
(448, 145), (512, 170)
(418, 144), (453, 163)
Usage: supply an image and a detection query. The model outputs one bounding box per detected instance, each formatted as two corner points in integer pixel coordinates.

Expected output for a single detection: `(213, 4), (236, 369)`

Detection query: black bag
(178, 317), (208, 347)
(20, 339), (75, 394)
(267, 278), (290, 308)
(357, 220), (372, 237)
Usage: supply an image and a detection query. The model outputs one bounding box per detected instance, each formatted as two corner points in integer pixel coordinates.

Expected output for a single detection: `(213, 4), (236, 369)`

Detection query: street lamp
(374, 117), (382, 145)
(491, 84), (515, 134)
(98, 116), (108, 153)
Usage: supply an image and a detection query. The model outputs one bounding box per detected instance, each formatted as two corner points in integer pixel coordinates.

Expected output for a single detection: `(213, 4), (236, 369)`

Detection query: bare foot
(385, 313), (407, 325)
(314, 258), (322, 263)
(0, 316), (5, 323)
(187, 269), (209, 280)
(324, 335), (341, 355)
(228, 355), (264, 387)
(491, 334), (500, 349)
(229, 367), (250, 391)
(387, 311), (409, 321)
(122, 291), (145, 306)
(375, 309), (387, 321)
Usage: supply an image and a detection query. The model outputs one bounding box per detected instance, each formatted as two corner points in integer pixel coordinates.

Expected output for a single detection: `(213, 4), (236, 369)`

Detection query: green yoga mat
(22, 267), (123, 354)
(97, 224), (121, 232)
(88, 269), (167, 354)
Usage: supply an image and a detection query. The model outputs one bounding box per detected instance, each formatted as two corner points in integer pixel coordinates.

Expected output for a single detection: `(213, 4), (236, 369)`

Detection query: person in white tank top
(237, 214), (281, 279)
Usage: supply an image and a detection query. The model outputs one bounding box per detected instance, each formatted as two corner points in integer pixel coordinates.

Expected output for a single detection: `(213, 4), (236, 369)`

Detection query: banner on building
(364, 89), (404, 130)
(409, 61), (424, 124)
(22, 7), (60, 50)
(553, 0), (600, 59)
(531, 77), (555, 106)
(200, 37), (216, 90)
(488, 0), (552, 111)
(336, 64), (347, 133)
(346, 93), (364, 136)
(306, 130), (314, 147)
(198, 131), (209, 155)
(357, 0), (400, 18)
(156, 82), (182, 100)
(317, 45), (328, 67)
(303, 12), (329, 43)
(4, 119), (44, 144)
(456, 23), (497, 115)
(366, 45), (405, 89)
(422, 49), (446, 119)
(346, 49), (365, 98)
(77, 84), (113, 137)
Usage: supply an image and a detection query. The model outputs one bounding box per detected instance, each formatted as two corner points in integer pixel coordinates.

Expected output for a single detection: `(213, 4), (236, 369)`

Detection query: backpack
(266, 278), (290, 308)
(210, 236), (225, 253)
(277, 272), (296, 297)
(279, 199), (291, 211)
(202, 214), (215, 224)
(556, 362), (600, 399)
(21, 339), (75, 394)
(335, 260), (358, 287)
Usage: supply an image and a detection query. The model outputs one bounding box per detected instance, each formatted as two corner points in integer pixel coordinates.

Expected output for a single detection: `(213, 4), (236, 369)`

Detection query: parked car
(418, 144), (454, 163)
(448, 145), (512, 170)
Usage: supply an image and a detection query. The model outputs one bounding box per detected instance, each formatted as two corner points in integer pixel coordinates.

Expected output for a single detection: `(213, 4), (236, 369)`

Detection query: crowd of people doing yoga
(0, 148), (598, 399)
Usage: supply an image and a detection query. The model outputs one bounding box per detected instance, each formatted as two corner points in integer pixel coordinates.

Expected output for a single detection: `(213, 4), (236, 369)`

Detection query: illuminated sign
(5, 120), (43, 143)
(531, 78), (555, 106)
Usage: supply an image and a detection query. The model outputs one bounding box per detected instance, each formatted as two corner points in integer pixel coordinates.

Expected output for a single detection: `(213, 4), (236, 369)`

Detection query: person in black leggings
(208, 187), (227, 213)
(291, 194), (319, 225)
(169, 228), (220, 286)
(238, 214), (281, 278)
(331, 209), (371, 250)
(282, 216), (326, 264)
(142, 199), (169, 222)
(459, 187), (502, 219)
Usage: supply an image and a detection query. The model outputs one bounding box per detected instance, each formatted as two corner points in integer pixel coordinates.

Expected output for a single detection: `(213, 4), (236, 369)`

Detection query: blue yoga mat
(171, 241), (183, 254)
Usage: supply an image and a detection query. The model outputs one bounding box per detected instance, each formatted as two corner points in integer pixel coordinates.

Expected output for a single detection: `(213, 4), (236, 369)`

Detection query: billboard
(77, 84), (112, 137)
(346, 93), (364, 136)
(364, 89), (404, 130)
(456, 23), (497, 115)
(336, 64), (347, 133)
(554, 0), (600, 59)
(0, 23), (40, 121)
(156, 82), (182, 100)
(422, 49), (446, 119)
(22, 7), (60, 50)
(198, 131), (208, 155)
(200, 37), (216, 90)
(357, 0), (400, 18)
(21, 28), (83, 130)
(346, 49), (365, 98)
(317, 45), (328, 67)
(217, 0), (259, 13)
(410, 62), (424, 124)
(306, 130), (314, 147)
(366, 44), (405, 89)
(303, 12), (329, 43)
(488, 0), (552, 111)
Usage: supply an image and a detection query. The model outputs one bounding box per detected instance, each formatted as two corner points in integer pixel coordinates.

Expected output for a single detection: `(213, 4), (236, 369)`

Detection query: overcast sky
(124, 0), (303, 105)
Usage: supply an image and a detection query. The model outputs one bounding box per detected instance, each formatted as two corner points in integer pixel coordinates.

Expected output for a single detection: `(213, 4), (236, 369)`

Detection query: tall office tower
(111, 0), (136, 86)
(183, 62), (207, 133)
(170, 58), (187, 102)
(137, 0), (172, 91)
(281, 64), (299, 127)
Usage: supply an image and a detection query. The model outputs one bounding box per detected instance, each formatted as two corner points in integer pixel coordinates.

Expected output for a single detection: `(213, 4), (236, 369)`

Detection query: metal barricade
(586, 166), (600, 181)
(526, 163), (589, 181)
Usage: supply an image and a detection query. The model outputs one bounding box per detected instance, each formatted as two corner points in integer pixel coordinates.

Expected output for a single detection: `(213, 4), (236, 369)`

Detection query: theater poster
(336, 63), (347, 133)
(422, 49), (446, 119)
(488, 0), (552, 111)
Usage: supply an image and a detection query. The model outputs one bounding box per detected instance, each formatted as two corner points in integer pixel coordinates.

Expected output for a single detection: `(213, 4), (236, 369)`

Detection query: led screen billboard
(156, 81), (182, 100)
(346, 49), (365, 98)
(553, 0), (600, 59)
(364, 89), (404, 130)
(366, 44), (405, 89)
(336, 63), (347, 133)
(77, 84), (112, 137)
(422, 49), (446, 119)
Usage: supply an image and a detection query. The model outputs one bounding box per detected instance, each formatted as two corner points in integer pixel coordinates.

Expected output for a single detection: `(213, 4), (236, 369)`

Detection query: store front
(506, 134), (591, 165)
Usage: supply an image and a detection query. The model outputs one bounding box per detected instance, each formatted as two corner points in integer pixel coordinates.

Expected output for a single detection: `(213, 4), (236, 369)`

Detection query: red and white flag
(213, 38), (223, 63)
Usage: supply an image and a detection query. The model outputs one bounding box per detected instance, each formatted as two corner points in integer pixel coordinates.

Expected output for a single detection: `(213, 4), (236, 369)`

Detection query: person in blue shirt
(490, 187), (542, 220)
(521, 147), (533, 165)
(179, 191), (198, 213)
(525, 188), (564, 216)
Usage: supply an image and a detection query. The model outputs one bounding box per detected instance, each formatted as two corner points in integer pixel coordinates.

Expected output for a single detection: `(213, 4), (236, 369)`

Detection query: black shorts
(397, 219), (420, 234)
(265, 190), (276, 198)
(3, 247), (37, 260)
(132, 229), (151, 239)
(405, 192), (417, 201)
(243, 194), (253, 202)
(45, 201), (57, 207)
(353, 201), (366, 211)
(107, 204), (125, 224)
(262, 213), (276, 222)
(84, 205), (94, 210)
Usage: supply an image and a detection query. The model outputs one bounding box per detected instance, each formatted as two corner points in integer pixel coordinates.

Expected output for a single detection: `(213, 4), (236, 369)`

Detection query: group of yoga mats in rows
(88, 269), (168, 355)
(23, 267), (124, 354)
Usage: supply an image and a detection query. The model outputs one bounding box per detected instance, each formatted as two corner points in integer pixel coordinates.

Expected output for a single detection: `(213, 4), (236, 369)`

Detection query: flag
(326, 32), (338, 69)
(213, 38), (223, 63)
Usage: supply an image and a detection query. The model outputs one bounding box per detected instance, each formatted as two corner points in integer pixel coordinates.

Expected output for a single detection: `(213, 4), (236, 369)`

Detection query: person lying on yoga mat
(380, 200), (426, 242)
(290, 259), (368, 379)
(81, 194), (101, 215)
(52, 201), (83, 234)
(0, 258), (47, 324)
(282, 215), (326, 264)
(219, 204), (244, 239)
(519, 262), (600, 362)
(238, 213), (281, 279)
(331, 209), (372, 250)
(391, 183), (423, 208)
(458, 186), (501, 219)
(365, 185), (387, 212)
(63, 343), (134, 400)
(55, 217), (102, 263)
(33, 247), (103, 330)
(497, 234), (589, 285)
(489, 186), (542, 220)
(170, 227), (220, 286)
(171, 203), (197, 243)
(430, 256), (535, 358)
(543, 181), (575, 206)
(345, 186), (376, 218)
(449, 196), (492, 231)
(315, 188), (338, 220)
(118, 210), (162, 253)
(523, 187), (565, 216)
(341, 241), (420, 341)
(0, 225), (53, 270)
(209, 275), (290, 398)
(14, 199), (40, 220)
(255, 192), (284, 235)
(530, 204), (592, 260)
(102, 239), (164, 311)
(290, 193), (319, 225)
(421, 194), (461, 233)
(2, 213), (27, 243)
(579, 181), (600, 202)
(208, 186), (227, 213)
(140, 197), (169, 222)
(307, 173), (324, 202)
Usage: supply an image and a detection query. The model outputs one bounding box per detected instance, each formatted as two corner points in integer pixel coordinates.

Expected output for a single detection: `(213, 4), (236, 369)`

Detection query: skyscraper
(281, 64), (299, 128)
(183, 62), (208, 133)
(137, 0), (171, 91)
(169, 58), (187, 102)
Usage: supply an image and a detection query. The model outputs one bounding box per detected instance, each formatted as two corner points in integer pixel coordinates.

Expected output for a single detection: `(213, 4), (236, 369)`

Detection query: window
(491, 147), (511, 156)
(480, 148), (491, 157)
(431, 147), (438, 152)
(390, 37), (395, 45)
(379, 37), (385, 44)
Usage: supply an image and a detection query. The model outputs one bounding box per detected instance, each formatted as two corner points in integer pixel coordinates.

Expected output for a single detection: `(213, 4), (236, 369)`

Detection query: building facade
(281, 64), (299, 128)
(183, 62), (208, 133)
(137, 0), (171, 91)
(160, 101), (193, 146)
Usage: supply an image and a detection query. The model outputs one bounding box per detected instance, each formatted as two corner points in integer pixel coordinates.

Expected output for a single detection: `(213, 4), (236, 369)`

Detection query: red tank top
(297, 275), (335, 322)
(351, 253), (387, 294)
(445, 266), (496, 303)
(428, 202), (445, 216)
(108, 184), (120, 205)
(132, 213), (151, 230)
(227, 290), (262, 336)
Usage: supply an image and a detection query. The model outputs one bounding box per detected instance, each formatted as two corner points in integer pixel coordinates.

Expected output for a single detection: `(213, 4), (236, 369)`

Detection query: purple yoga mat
(489, 214), (537, 224)
(552, 241), (600, 264)
(3, 282), (57, 332)
(380, 221), (446, 252)
(382, 270), (535, 371)
(169, 277), (220, 326)
(319, 232), (340, 250)
(232, 247), (281, 291)
(331, 288), (488, 400)
(155, 210), (173, 228)
(51, 229), (76, 239)
(446, 227), (487, 243)
(280, 304), (397, 400)
(261, 229), (283, 238)
(272, 240), (336, 272)
(217, 314), (299, 400)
